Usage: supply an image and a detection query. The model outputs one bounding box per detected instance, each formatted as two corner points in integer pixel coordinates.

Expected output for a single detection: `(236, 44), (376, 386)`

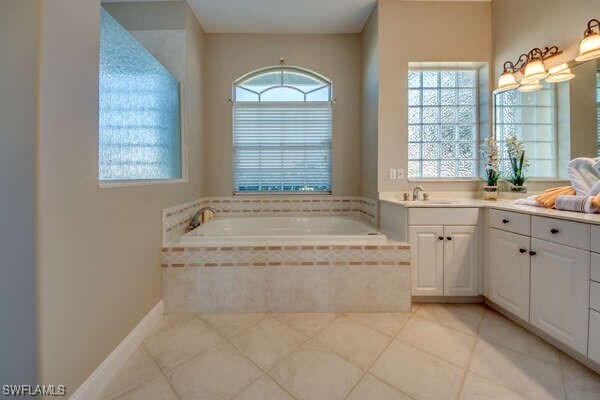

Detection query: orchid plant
(480, 136), (500, 187)
(505, 136), (529, 186)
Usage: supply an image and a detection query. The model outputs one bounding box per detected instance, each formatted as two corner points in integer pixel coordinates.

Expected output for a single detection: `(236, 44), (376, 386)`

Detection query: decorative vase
(510, 184), (527, 193)
(483, 185), (499, 200)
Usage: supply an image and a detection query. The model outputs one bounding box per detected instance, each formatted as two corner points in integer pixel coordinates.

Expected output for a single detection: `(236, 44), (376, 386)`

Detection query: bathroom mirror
(493, 58), (600, 180)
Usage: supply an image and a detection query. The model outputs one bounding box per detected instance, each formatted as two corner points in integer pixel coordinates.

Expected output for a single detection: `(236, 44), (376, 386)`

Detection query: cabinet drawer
(489, 209), (530, 236)
(590, 310), (600, 363)
(592, 281), (600, 312)
(531, 216), (590, 250)
(408, 208), (479, 226)
(592, 225), (600, 253)
(592, 253), (600, 283)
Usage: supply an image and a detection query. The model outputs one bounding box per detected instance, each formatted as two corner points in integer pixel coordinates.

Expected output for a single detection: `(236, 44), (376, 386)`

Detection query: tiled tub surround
(161, 244), (410, 313)
(160, 197), (407, 313)
(162, 196), (378, 246)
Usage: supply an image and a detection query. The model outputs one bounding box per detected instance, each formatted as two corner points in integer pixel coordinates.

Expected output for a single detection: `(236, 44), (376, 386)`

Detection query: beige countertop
(379, 192), (600, 226)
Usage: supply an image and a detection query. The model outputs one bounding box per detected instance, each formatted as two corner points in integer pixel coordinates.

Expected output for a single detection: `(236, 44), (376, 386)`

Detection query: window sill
(233, 191), (332, 196)
(407, 178), (481, 183)
(99, 178), (187, 189)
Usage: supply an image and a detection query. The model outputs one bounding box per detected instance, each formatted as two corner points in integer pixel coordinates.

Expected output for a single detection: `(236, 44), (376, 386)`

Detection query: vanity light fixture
(517, 80), (543, 93)
(496, 71), (520, 92)
(575, 19), (600, 62)
(545, 63), (576, 83)
(521, 59), (547, 83)
(495, 46), (563, 93)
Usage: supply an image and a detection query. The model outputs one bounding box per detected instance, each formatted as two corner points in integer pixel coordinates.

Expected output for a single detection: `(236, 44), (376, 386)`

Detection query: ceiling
(185, 0), (377, 34)
(102, 0), (492, 34)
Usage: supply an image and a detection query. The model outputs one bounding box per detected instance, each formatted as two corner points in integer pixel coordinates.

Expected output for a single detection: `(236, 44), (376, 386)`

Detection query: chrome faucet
(412, 185), (424, 201)
(187, 207), (217, 232)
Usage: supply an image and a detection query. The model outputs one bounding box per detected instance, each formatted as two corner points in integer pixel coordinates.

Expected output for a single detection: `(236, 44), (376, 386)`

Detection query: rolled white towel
(567, 158), (600, 195)
(513, 195), (542, 207)
(555, 195), (599, 214)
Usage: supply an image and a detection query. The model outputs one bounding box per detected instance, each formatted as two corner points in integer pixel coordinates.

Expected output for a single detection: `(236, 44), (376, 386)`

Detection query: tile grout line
(145, 316), (224, 375)
(452, 312), (485, 400)
(108, 344), (182, 400)
(342, 312), (412, 338)
(392, 312), (484, 371)
(557, 353), (570, 400)
(414, 305), (486, 337)
(259, 313), (345, 400)
(221, 314), (339, 400)
(139, 316), (210, 400)
(144, 314), (263, 400)
(478, 311), (564, 368)
(309, 313), (417, 375)
(342, 313), (419, 400)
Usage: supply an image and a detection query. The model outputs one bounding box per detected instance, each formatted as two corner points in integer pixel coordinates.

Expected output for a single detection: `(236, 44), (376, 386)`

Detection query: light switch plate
(397, 168), (406, 182)
(388, 168), (397, 180)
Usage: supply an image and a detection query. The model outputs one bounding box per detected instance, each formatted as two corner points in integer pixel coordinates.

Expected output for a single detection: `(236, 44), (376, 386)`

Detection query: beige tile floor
(101, 304), (600, 400)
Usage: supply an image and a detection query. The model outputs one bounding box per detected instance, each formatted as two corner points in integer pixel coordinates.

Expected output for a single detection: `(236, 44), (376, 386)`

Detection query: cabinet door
(530, 238), (590, 354)
(444, 226), (479, 296)
(488, 228), (531, 321)
(409, 226), (444, 296)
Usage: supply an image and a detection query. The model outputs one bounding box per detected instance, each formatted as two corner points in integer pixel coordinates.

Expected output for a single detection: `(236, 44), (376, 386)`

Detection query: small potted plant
(505, 136), (529, 193)
(481, 136), (500, 200)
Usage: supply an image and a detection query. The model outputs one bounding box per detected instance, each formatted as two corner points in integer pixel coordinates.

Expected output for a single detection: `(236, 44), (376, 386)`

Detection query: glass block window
(495, 82), (556, 178)
(233, 67), (332, 193)
(408, 70), (478, 178)
(99, 8), (182, 181)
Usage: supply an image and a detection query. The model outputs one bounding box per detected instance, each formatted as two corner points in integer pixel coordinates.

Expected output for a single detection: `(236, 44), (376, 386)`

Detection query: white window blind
(233, 103), (332, 193)
(232, 66), (333, 193)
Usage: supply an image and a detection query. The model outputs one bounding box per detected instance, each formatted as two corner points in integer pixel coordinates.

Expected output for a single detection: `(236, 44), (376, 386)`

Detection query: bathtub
(178, 216), (386, 246)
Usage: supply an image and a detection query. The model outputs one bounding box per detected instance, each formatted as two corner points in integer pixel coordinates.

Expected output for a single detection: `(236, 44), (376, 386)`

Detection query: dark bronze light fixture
(575, 19), (600, 62)
(495, 46), (565, 93)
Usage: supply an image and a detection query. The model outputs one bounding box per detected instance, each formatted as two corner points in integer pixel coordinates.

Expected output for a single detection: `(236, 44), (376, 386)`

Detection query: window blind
(233, 102), (332, 193)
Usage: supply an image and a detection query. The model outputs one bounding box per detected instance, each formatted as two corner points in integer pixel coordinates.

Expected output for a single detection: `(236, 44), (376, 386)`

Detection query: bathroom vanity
(380, 196), (600, 373)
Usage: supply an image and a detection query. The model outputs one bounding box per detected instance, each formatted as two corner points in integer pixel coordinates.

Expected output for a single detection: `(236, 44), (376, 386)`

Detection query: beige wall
(360, 7), (379, 198)
(36, 0), (204, 392)
(203, 33), (361, 196)
(569, 60), (598, 159)
(0, 0), (40, 384)
(492, 0), (600, 80)
(378, 0), (492, 193)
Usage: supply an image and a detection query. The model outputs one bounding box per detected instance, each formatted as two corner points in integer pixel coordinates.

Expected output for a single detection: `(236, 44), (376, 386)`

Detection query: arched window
(232, 66), (333, 193)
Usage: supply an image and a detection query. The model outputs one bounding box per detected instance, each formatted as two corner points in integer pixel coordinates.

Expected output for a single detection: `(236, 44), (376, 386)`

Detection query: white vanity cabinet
(488, 228), (531, 321)
(588, 226), (600, 364)
(487, 210), (592, 357)
(409, 226), (444, 296)
(529, 238), (590, 354)
(444, 226), (479, 296)
(407, 208), (480, 297)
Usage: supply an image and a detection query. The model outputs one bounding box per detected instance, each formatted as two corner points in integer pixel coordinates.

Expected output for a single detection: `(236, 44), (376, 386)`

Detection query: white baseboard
(69, 301), (164, 400)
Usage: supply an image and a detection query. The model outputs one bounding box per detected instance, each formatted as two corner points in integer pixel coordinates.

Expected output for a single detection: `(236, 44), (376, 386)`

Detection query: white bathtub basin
(178, 216), (386, 246)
